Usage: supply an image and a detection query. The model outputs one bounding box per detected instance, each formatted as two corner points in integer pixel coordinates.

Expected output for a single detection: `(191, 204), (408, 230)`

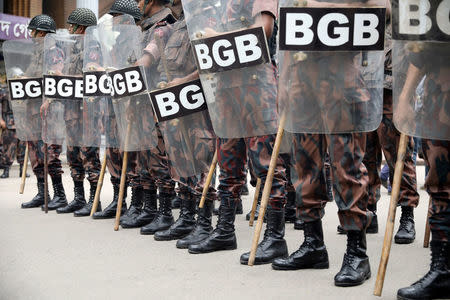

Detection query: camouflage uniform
(155, 19), (217, 202)
(0, 89), (26, 167)
(133, 7), (177, 196)
(408, 46), (450, 242)
(363, 21), (419, 209)
(216, 1), (287, 211)
(64, 40), (101, 184)
(106, 31), (137, 188)
(287, 45), (372, 232)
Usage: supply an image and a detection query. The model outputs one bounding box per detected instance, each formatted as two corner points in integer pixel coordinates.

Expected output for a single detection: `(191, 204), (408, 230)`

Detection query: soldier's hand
(0, 119), (6, 129)
(167, 78), (184, 87)
(40, 101), (50, 120)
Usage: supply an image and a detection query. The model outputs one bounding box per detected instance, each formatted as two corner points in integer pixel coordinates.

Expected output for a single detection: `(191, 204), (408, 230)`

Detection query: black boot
(171, 194), (182, 209)
(272, 220), (329, 270)
(240, 209), (288, 265)
(154, 193), (196, 241)
(395, 206), (416, 244)
(140, 194), (174, 235)
(188, 199), (237, 254)
(334, 230), (371, 287)
(294, 217), (304, 230)
(236, 198), (243, 215)
(57, 181), (86, 214)
(177, 200), (214, 249)
(120, 186), (143, 224)
(19, 164), (30, 178)
(121, 189), (157, 228)
(21, 179), (47, 208)
(74, 182), (100, 217)
(285, 191), (296, 223)
(45, 176), (68, 211)
(397, 241), (450, 300)
(0, 167), (9, 178)
(92, 184), (127, 219)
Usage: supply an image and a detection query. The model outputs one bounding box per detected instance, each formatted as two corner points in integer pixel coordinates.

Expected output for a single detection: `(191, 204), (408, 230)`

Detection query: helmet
(109, 0), (143, 21)
(28, 14), (56, 33)
(67, 8), (97, 27)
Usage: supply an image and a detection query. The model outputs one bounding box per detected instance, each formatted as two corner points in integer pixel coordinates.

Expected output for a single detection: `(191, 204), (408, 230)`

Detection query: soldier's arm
(167, 71), (199, 87)
(397, 63), (424, 121)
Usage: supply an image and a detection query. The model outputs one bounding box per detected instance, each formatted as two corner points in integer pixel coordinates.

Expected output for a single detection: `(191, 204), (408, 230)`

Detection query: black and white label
(83, 71), (113, 97)
(392, 0), (450, 41)
(192, 27), (270, 74)
(108, 66), (147, 99)
(149, 79), (208, 122)
(7, 78), (43, 100)
(43, 75), (84, 101)
(279, 7), (386, 51)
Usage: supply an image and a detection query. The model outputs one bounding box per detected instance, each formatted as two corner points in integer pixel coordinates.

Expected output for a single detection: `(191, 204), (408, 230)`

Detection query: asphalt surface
(0, 164), (431, 300)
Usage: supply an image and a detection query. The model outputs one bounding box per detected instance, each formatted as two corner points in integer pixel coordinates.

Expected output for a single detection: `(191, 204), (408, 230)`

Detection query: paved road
(0, 164), (431, 300)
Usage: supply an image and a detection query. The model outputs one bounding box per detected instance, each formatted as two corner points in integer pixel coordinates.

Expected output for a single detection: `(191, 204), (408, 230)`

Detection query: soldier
(0, 85), (27, 179)
(136, 0), (218, 245)
(117, 0), (178, 233)
(390, 1), (449, 297)
(50, 8), (102, 215)
(91, 0), (143, 219)
(338, 0), (420, 242)
(182, 0), (288, 264)
(7, 15), (67, 210)
(272, 0), (387, 287)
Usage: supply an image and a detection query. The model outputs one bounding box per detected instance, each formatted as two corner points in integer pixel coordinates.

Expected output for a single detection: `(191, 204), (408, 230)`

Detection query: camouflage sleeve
(143, 24), (173, 63)
(252, 0), (278, 18)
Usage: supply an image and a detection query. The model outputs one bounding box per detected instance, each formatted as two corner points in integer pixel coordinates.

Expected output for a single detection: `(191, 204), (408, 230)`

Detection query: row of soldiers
(4, 0), (449, 299)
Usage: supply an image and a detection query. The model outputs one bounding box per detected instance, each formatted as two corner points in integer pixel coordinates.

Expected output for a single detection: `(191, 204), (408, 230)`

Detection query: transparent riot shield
(278, 0), (385, 134)
(182, 0), (279, 138)
(391, 0), (450, 141)
(3, 38), (45, 141)
(42, 32), (85, 146)
(82, 25), (116, 148)
(101, 24), (156, 151)
(393, 41), (449, 140)
(146, 21), (216, 178)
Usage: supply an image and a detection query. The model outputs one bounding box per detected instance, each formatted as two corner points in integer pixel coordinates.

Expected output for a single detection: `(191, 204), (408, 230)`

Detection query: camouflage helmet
(67, 8), (97, 27)
(109, 0), (143, 21)
(28, 14), (56, 33)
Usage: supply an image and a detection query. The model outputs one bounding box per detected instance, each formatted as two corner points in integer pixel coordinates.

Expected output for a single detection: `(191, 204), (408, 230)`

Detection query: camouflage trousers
(422, 139), (450, 242)
(105, 147), (138, 187)
(28, 140), (63, 179)
(1, 128), (26, 167)
(364, 89), (419, 208)
(292, 133), (370, 231)
(177, 173), (217, 203)
(217, 136), (287, 210)
(128, 126), (174, 195)
(66, 146), (101, 184)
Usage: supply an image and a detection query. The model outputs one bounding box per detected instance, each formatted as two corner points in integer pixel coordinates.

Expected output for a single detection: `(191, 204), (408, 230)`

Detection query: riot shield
(42, 32), (85, 146)
(82, 25), (116, 148)
(182, 0), (278, 138)
(147, 21), (216, 178)
(277, 0), (386, 134)
(3, 38), (45, 141)
(102, 24), (156, 151)
(392, 0), (450, 140)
